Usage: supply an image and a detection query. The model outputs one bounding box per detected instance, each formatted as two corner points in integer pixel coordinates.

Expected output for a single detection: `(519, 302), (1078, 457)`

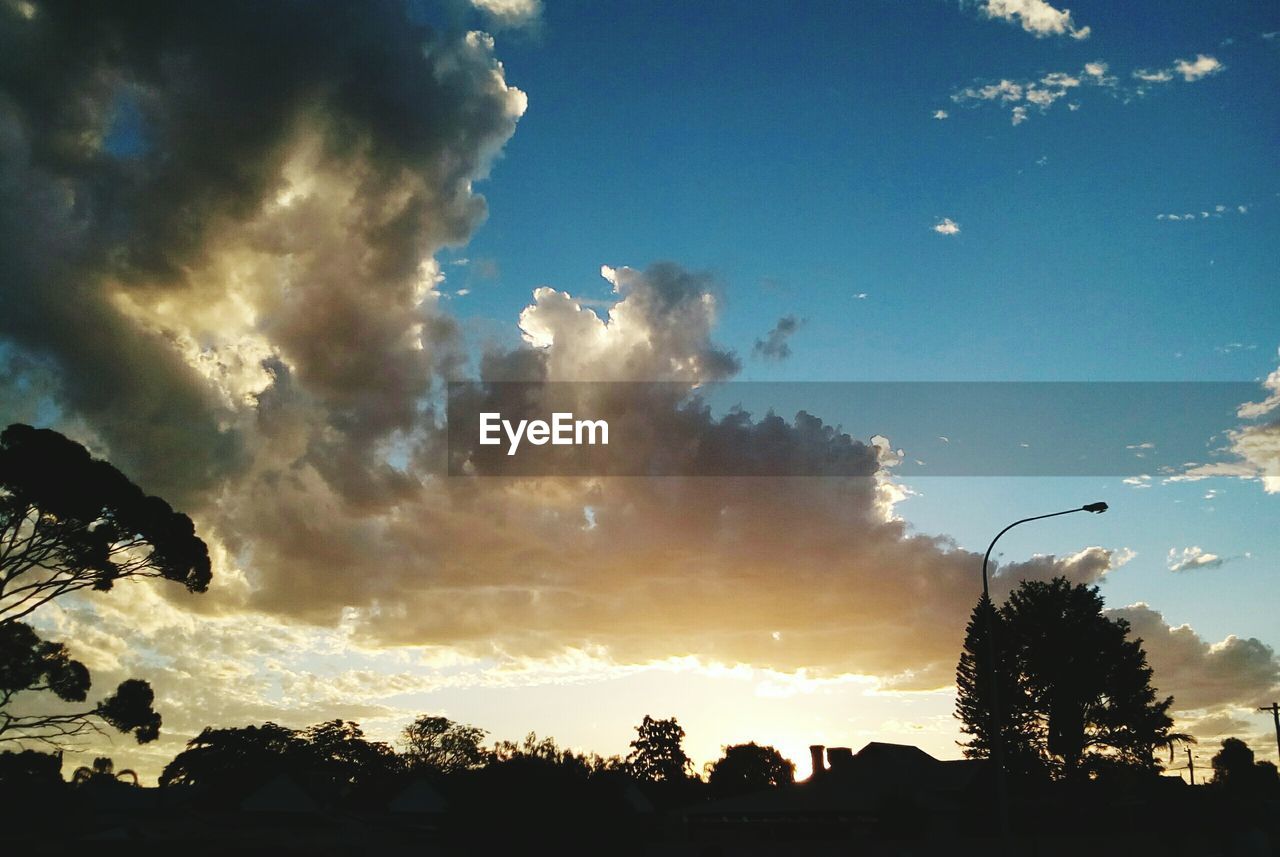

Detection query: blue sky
(451, 0), (1278, 383)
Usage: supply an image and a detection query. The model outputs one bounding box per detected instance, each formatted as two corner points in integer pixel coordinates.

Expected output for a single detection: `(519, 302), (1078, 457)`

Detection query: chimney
(809, 745), (826, 780)
(827, 747), (853, 771)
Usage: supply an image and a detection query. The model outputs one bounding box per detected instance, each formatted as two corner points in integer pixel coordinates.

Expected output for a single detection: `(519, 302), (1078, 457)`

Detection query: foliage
(160, 719), (401, 803)
(0, 424), (210, 748)
(0, 621), (161, 745)
(626, 715), (694, 783)
(956, 577), (1176, 780)
(0, 424), (211, 622)
(706, 742), (794, 798)
(955, 594), (1044, 779)
(1210, 737), (1280, 794)
(401, 715), (489, 774)
(71, 756), (138, 786)
(0, 748), (64, 789)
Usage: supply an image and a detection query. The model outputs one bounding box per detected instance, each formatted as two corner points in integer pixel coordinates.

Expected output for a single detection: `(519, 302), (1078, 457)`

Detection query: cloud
(469, 0), (543, 29)
(932, 109), (949, 120)
(1175, 54), (1225, 82)
(1166, 546), (1230, 573)
(1171, 351), (1280, 493)
(933, 218), (961, 235)
(1134, 54), (1224, 88)
(0, 1), (526, 506)
(979, 0), (1090, 40)
(753, 315), (806, 361)
(1108, 604), (1280, 714)
(952, 54), (1223, 126)
(951, 68), (1086, 125)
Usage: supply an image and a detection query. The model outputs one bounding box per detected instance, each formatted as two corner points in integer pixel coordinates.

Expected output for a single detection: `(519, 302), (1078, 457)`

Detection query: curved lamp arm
(980, 502), (1108, 600)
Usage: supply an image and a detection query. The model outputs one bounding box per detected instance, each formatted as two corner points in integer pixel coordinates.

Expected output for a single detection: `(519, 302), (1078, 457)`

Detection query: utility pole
(1186, 748), (1194, 785)
(1261, 702), (1280, 763)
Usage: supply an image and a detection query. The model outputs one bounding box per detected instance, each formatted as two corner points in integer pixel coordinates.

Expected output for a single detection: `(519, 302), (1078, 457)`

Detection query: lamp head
(1082, 502), (1108, 513)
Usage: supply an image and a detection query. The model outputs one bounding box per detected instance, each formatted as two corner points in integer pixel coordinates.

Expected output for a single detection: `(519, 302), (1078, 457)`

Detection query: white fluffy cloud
(1166, 546), (1228, 573)
(980, 0), (1090, 40)
(933, 217), (962, 235)
(1175, 54), (1225, 81)
(469, 0), (542, 29)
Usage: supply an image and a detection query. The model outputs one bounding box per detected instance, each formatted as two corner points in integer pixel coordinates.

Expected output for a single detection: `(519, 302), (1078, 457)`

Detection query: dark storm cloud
(0, 0), (523, 503)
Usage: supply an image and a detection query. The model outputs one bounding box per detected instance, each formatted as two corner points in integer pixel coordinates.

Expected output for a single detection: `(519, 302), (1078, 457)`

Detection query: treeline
(0, 711), (795, 802)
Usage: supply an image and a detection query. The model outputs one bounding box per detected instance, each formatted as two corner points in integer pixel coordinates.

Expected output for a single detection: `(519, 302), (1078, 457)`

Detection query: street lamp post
(981, 501), (1108, 840)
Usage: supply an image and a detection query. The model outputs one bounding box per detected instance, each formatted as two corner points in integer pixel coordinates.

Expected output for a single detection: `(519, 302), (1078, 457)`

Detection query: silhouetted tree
(300, 719), (403, 792)
(401, 715), (488, 773)
(161, 722), (300, 796)
(956, 577), (1176, 780)
(0, 424), (211, 621)
(706, 742), (794, 798)
(0, 621), (161, 745)
(161, 720), (401, 805)
(955, 594), (1044, 779)
(71, 756), (138, 786)
(0, 424), (210, 746)
(627, 715), (694, 783)
(1210, 737), (1280, 794)
(0, 748), (64, 789)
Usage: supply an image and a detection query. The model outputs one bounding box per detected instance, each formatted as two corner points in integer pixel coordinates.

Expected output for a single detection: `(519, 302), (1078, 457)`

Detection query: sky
(1, 0), (1278, 783)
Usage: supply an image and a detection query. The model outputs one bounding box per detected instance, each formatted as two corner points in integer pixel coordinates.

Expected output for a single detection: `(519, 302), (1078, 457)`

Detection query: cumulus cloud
(932, 109), (949, 120)
(980, 0), (1090, 40)
(1109, 604), (1280, 713)
(1175, 54), (1225, 82)
(1166, 546), (1229, 573)
(753, 315), (806, 361)
(0, 0), (526, 506)
(469, 0), (542, 30)
(933, 218), (961, 235)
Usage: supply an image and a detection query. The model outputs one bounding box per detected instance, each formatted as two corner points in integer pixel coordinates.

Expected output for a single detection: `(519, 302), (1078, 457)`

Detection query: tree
(1210, 737), (1280, 794)
(706, 742), (794, 798)
(626, 715), (694, 783)
(955, 594), (1044, 780)
(0, 621), (161, 746)
(0, 424), (209, 747)
(956, 577), (1176, 780)
(300, 719), (402, 791)
(0, 424), (211, 622)
(400, 715), (488, 773)
(160, 722), (302, 795)
(71, 756), (138, 787)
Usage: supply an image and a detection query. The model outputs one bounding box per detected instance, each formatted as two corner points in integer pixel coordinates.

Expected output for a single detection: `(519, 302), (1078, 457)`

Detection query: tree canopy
(0, 423), (211, 623)
(626, 715), (694, 783)
(0, 424), (210, 747)
(956, 577), (1178, 781)
(706, 742), (795, 798)
(1210, 737), (1280, 794)
(400, 715), (489, 774)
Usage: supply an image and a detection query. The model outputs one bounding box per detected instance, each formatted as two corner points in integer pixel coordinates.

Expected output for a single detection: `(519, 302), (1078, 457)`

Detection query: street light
(981, 501), (1108, 839)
